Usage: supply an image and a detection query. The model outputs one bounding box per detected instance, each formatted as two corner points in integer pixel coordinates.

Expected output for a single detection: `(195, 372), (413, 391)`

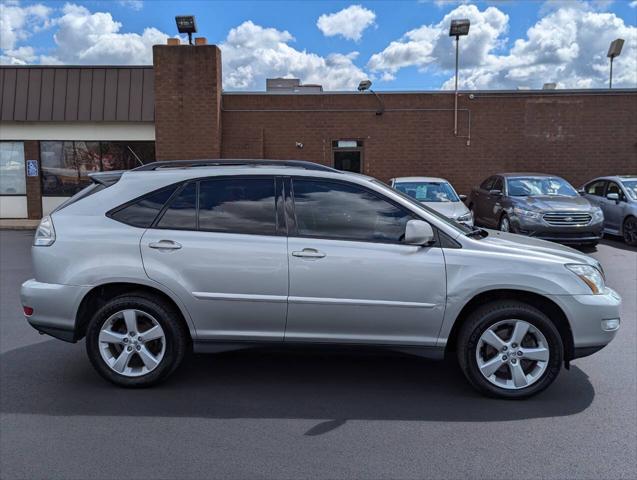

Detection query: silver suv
(21, 160), (621, 399)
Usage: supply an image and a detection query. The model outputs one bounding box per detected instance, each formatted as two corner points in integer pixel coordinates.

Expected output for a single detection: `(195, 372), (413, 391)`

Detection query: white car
(390, 176), (473, 226)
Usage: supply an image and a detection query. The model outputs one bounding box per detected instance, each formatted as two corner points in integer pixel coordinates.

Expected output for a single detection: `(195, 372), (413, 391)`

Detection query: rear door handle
(292, 248), (326, 259)
(149, 240), (182, 250)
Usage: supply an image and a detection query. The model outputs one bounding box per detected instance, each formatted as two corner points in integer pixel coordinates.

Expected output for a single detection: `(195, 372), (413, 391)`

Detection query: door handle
(149, 240), (182, 250)
(292, 248), (326, 259)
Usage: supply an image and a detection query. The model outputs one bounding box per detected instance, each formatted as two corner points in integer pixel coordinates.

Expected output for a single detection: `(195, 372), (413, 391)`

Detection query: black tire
(86, 292), (188, 387)
(623, 216), (637, 247)
(457, 300), (563, 399)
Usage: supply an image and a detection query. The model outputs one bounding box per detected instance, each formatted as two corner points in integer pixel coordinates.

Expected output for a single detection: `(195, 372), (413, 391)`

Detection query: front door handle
(292, 248), (326, 259)
(149, 240), (182, 250)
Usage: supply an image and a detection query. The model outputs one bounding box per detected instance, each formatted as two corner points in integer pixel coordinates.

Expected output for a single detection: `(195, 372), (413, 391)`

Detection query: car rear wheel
(623, 216), (637, 246)
(86, 293), (188, 387)
(457, 300), (563, 399)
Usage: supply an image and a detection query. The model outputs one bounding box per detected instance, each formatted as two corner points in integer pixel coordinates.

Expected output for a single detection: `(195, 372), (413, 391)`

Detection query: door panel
(141, 230), (288, 340)
(286, 238), (446, 345)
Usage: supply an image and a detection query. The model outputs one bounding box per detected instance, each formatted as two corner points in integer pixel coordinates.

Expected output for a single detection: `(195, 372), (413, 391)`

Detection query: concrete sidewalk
(0, 219), (39, 230)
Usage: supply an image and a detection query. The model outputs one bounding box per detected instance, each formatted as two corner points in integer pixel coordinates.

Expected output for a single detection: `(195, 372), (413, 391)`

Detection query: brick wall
(153, 44), (222, 160)
(221, 91), (637, 194)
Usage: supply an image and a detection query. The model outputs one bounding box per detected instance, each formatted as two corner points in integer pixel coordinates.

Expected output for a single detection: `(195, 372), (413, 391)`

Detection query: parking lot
(0, 229), (635, 479)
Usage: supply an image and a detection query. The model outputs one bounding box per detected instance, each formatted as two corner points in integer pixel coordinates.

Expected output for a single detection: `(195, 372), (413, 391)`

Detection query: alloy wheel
(624, 218), (637, 245)
(500, 217), (510, 232)
(476, 319), (550, 390)
(98, 309), (166, 377)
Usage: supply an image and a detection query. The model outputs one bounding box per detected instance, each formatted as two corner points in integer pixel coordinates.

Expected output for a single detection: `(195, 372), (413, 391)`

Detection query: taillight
(34, 215), (56, 246)
(23, 306), (34, 316)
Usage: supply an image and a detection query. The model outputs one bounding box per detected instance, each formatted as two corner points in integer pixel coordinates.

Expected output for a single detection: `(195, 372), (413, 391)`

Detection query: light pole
(449, 19), (470, 136)
(607, 38), (624, 89)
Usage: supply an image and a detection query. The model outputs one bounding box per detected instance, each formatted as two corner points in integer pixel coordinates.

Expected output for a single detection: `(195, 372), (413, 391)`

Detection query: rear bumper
(549, 287), (622, 358)
(20, 279), (91, 342)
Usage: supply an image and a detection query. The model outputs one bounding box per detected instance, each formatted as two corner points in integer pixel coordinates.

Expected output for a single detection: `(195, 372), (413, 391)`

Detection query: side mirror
(405, 220), (434, 246)
(606, 192), (620, 202)
(577, 188), (586, 195)
(489, 189), (502, 196)
(459, 194), (467, 201)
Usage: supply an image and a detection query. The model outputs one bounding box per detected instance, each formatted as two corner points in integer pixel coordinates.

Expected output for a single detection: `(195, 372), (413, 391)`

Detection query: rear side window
(586, 181), (607, 196)
(198, 178), (276, 235)
(109, 186), (176, 228)
(480, 177), (495, 190)
(156, 182), (197, 230)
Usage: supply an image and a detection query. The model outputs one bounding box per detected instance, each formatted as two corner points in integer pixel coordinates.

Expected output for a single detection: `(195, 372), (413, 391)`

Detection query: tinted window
(293, 179), (414, 243)
(492, 177), (504, 192)
(198, 178), (276, 235)
(110, 186), (176, 228)
(41, 140), (155, 196)
(480, 177), (495, 190)
(157, 182), (197, 230)
(586, 181), (607, 196)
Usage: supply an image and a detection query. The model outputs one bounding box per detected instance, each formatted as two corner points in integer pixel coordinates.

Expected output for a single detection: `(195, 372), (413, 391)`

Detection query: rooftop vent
(266, 78), (323, 93)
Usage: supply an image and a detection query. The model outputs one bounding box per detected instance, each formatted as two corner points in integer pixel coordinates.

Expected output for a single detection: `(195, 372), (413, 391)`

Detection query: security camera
(295, 142), (304, 149)
(358, 80), (372, 92)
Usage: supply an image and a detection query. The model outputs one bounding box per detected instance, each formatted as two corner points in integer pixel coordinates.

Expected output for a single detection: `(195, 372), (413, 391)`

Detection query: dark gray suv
(467, 173), (603, 246)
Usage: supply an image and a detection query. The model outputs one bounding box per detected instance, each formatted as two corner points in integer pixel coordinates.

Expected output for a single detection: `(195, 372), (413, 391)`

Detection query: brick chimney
(152, 44), (222, 160)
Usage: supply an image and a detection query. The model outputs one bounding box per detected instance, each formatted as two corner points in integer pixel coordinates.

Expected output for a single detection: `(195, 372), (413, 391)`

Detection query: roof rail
(132, 159), (340, 173)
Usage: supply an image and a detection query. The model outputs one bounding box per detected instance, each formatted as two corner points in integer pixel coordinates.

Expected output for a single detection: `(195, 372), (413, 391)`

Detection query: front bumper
(20, 279), (91, 342)
(512, 216), (603, 244)
(549, 287), (622, 359)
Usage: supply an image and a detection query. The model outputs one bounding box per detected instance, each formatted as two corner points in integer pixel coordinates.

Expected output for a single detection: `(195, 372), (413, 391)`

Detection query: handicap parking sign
(26, 160), (38, 177)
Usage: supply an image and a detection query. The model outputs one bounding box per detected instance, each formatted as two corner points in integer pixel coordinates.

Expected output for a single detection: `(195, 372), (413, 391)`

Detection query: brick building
(1, 42), (636, 220)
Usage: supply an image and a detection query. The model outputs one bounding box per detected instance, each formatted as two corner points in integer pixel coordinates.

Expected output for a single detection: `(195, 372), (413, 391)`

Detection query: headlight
(592, 207), (604, 221)
(34, 215), (56, 247)
(565, 264), (605, 294)
(513, 207), (541, 220)
(456, 211), (473, 222)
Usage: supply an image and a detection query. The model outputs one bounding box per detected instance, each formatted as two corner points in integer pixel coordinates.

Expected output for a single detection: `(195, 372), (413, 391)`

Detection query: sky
(1, 0), (636, 91)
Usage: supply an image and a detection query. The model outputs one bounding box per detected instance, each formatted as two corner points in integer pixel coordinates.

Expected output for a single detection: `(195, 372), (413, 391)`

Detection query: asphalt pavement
(1, 230), (635, 479)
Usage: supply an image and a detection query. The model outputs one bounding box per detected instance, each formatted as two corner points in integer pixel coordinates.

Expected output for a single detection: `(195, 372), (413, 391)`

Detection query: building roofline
(222, 88), (637, 96)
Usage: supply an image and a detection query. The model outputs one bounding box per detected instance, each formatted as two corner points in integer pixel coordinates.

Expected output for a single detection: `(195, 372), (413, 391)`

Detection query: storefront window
(40, 141), (155, 196)
(0, 142), (26, 195)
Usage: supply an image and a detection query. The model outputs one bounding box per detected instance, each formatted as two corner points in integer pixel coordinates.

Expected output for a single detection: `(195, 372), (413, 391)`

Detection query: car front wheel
(86, 293), (188, 387)
(623, 216), (637, 246)
(457, 300), (563, 399)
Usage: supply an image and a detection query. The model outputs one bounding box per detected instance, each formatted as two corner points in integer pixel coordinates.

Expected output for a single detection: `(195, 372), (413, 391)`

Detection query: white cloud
(316, 5), (376, 41)
(118, 1), (143, 11)
(221, 20), (368, 90)
(369, 2), (637, 89)
(630, 0), (637, 7)
(0, 1), (52, 52)
(368, 4), (508, 73)
(47, 3), (171, 64)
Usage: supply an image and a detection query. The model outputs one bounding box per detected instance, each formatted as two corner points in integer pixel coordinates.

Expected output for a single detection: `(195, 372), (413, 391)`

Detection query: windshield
(372, 180), (472, 235)
(394, 181), (460, 203)
(506, 177), (578, 197)
(621, 180), (637, 201)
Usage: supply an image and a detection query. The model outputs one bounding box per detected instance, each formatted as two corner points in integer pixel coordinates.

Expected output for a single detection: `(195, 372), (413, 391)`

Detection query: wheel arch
(74, 282), (195, 342)
(444, 289), (574, 365)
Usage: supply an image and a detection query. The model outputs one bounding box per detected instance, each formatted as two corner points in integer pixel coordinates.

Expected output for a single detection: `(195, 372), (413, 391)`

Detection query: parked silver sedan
(389, 176), (473, 227)
(581, 176), (637, 247)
